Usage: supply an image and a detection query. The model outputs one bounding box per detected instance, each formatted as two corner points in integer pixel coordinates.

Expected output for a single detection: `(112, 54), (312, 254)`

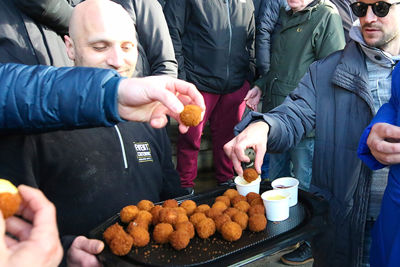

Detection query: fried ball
(153, 223), (174, 244)
(120, 205), (139, 223)
(103, 223), (126, 244)
(173, 207), (187, 216)
(127, 226), (150, 247)
(232, 211), (248, 230)
(215, 196), (231, 207)
(234, 200), (250, 213)
(180, 200), (197, 216)
(150, 205), (163, 225)
(159, 208), (178, 225)
(163, 199), (179, 208)
(211, 201), (228, 212)
(137, 200), (154, 211)
(205, 207), (223, 220)
(196, 218), (216, 239)
(109, 232), (133, 256)
(224, 207), (240, 219)
(248, 214), (267, 232)
(175, 221), (195, 239)
(189, 212), (207, 226)
(250, 198), (264, 207)
(220, 221), (242, 241)
(214, 214), (232, 232)
(0, 179), (21, 219)
(248, 204), (265, 217)
(246, 192), (261, 203)
(243, 168), (259, 183)
(223, 188), (239, 200)
(179, 104), (202, 127)
(194, 204), (210, 214)
(169, 230), (190, 250)
(136, 210), (152, 225)
(231, 195), (247, 206)
(128, 219), (149, 231)
(174, 213), (189, 226)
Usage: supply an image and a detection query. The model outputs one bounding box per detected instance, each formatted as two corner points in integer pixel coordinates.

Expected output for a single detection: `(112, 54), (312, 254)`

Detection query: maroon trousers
(177, 81), (249, 187)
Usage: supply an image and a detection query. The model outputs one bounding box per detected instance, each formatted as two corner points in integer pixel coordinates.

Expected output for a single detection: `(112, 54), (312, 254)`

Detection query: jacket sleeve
(357, 64), (400, 170)
(11, 0), (73, 36)
(235, 61), (317, 152)
(314, 8), (346, 60)
(134, 0), (178, 77)
(357, 102), (396, 170)
(0, 63), (123, 132)
(255, 0), (286, 76)
(164, 0), (188, 80)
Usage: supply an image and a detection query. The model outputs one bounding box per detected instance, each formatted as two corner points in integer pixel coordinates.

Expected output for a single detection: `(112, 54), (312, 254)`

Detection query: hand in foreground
(223, 121), (270, 176)
(244, 86), (262, 111)
(67, 236), (104, 267)
(367, 123), (400, 165)
(0, 185), (63, 267)
(118, 76), (205, 134)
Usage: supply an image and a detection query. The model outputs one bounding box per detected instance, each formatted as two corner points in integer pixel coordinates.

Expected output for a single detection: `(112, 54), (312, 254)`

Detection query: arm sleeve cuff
(104, 77), (125, 124)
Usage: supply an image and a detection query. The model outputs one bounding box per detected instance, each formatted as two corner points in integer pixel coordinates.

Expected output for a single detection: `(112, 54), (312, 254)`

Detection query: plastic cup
(234, 176), (261, 196)
(261, 190), (290, 221)
(271, 177), (299, 207)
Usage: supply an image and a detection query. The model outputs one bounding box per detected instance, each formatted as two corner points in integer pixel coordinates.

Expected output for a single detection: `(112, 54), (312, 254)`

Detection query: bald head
(65, 0), (138, 77)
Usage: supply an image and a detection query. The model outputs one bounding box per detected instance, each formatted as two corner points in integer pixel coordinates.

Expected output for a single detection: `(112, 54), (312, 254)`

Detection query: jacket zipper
(114, 125), (128, 169)
(225, 0), (232, 89)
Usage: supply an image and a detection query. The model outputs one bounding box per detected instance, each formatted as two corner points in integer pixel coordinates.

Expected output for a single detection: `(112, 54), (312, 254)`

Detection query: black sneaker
(218, 179), (235, 187)
(182, 187), (194, 195)
(280, 242), (313, 266)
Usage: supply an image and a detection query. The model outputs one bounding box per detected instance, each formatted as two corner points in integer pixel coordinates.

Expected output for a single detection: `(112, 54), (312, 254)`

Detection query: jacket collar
(282, 0), (322, 30)
(331, 41), (375, 112)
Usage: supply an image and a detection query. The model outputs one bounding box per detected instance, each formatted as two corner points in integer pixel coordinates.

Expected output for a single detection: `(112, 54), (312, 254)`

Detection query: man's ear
(64, 35), (75, 60)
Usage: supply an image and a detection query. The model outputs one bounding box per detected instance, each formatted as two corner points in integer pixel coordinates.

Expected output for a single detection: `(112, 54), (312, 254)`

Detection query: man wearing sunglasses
(224, 0), (400, 266)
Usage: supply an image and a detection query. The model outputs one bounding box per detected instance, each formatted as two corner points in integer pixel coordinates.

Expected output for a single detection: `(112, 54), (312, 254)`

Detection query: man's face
(66, 5), (138, 78)
(359, 0), (400, 52)
(287, 0), (313, 12)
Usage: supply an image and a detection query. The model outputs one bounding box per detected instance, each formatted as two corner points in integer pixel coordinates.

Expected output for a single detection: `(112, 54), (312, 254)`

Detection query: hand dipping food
(180, 105), (202, 127)
(0, 178), (22, 218)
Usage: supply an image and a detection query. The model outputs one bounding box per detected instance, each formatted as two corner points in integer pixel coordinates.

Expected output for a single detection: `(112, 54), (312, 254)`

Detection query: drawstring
(114, 125), (128, 169)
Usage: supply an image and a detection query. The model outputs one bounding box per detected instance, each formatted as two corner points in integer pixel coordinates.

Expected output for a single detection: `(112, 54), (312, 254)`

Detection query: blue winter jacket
(0, 63), (123, 132)
(358, 62), (400, 267)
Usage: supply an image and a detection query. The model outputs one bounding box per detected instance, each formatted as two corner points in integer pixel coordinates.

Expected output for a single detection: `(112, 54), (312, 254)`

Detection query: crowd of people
(0, 0), (399, 267)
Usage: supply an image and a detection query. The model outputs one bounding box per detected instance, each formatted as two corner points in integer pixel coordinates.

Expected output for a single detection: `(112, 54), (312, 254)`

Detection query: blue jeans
(267, 137), (314, 191)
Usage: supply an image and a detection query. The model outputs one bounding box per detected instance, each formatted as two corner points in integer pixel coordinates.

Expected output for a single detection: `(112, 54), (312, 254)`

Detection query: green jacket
(254, 0), (345, 113)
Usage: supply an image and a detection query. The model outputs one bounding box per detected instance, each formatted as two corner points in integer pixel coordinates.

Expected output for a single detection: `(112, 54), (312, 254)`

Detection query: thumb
(73, 236), (104, 255)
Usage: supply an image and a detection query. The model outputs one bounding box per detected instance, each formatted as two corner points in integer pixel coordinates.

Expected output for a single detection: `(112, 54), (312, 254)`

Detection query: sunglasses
(350, 1), (400, 17)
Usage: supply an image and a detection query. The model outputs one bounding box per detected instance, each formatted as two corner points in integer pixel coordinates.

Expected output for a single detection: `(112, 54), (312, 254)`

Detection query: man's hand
(67, 236), (104, 267)
(223, 121), (270, 176)
(367, 123), (400, 165)
(244, 86), (262, 111)
(118, 76), (205, 134)
(0, 185), (63, 267)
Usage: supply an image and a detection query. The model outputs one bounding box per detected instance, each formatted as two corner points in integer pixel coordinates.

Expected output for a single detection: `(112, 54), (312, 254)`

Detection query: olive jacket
(254, 0), (345, 113)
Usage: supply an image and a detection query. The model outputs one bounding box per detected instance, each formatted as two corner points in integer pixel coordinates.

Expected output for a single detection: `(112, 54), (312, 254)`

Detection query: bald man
(0, 1), (187, 266)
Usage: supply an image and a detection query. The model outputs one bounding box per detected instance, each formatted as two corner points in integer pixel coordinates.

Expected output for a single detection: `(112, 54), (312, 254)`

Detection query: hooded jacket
(254, 0), (345, 113)
(164, 0), (256, 94)
(235, 40), (380, 266)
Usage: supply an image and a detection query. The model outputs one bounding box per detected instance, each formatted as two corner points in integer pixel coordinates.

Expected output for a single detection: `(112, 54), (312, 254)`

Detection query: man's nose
(106, 47), (124, 68)
(364, 6), (378, 23)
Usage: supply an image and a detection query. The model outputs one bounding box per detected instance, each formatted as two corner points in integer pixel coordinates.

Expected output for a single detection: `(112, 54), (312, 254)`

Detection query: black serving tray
(89, 182), (328, 267)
